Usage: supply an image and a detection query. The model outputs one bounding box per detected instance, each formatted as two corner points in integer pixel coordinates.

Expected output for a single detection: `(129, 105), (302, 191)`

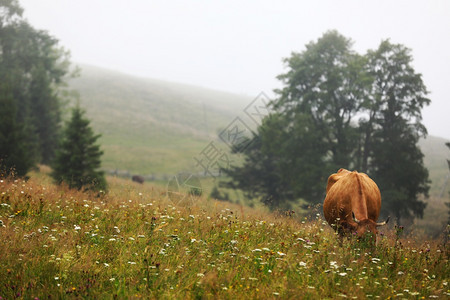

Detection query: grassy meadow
(0, 171), (448, 299)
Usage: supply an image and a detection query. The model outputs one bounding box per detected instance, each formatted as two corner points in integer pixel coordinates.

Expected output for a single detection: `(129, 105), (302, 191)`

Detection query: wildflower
(104, 263), (110, 267)
(330, 261), (339, 269)
(197, 273), (204, 277)
(74, 225), (81, 230)
(109, 277), (115, 281)
(252, 249), (262, 252)
(397, 271), (404, 275)
(339, 272), (347, 277)
(127, 261), (136, 265)
(277, 252), (286, 256)
(299, 262), (307, 267)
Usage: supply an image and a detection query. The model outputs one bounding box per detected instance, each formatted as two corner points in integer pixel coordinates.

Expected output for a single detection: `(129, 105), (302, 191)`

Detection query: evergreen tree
(0, 0), (72, 168)
(51, 106), (107, 191)
(0, 84), (34, 177)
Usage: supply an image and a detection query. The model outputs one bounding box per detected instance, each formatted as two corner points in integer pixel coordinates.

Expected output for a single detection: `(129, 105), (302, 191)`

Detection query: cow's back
(323, 169), (381, 226)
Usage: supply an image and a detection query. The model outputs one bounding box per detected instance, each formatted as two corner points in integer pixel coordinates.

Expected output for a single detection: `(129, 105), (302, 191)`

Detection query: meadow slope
(0, 173), (448, 299)
(68, 64), (253, 177)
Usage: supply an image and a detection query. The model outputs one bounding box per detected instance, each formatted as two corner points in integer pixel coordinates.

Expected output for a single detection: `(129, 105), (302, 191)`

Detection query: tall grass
(0, 174), (448, 299)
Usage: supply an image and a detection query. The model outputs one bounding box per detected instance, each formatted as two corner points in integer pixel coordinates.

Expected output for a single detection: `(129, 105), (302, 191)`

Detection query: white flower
(330, 261), (339, 269)
(197, 273), (204, 277)
(252, 249), (262, 252)
(277, 251), (286, 256)
(74, 225), (81, 230)
(109, 277), (115, 281)
(104, 263), (110, 267)
(299, 261), (307, 267)
(339, 272), (347, 277)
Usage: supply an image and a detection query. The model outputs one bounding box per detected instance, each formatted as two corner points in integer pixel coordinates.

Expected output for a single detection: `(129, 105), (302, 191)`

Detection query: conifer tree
(1, 0), (72, 167)
(51, 106), (106, 191)
(0, 84), (34, 177)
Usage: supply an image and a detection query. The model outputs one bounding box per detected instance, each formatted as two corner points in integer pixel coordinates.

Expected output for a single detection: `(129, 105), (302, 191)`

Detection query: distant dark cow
(323, 168), (389, 243)
(132, 175), (145, 184)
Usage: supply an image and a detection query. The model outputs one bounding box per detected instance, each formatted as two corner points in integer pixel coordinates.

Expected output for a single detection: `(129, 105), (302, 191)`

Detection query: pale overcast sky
(19, 0), (450, 139)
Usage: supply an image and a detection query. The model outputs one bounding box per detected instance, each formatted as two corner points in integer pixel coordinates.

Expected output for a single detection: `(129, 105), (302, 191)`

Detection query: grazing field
(0, 174), (448, 299)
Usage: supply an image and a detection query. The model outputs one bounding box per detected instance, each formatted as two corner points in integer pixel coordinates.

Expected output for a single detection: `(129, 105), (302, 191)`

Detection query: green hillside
(69, 65), (252, 177)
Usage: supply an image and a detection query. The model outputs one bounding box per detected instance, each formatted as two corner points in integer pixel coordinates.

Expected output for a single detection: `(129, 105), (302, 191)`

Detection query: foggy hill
(68, 64), (253, 176)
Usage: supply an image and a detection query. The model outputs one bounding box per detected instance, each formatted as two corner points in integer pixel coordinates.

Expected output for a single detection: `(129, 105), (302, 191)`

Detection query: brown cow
(323, 168), (389, 243)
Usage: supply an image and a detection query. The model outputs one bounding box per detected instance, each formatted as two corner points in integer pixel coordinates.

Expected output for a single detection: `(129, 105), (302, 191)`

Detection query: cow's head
(352, 213), (389, 243)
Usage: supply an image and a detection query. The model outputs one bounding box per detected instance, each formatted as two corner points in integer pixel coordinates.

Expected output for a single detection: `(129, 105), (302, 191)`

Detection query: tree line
(225, 31), (431, 225)
(0, 0), (106, 191)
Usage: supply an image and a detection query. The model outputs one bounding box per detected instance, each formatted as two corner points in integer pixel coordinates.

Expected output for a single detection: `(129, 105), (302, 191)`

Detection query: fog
(20, 0), (450, 139)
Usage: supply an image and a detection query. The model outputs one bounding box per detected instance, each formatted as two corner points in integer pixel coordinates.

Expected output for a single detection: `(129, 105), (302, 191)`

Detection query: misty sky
(19, 0), (450, 139)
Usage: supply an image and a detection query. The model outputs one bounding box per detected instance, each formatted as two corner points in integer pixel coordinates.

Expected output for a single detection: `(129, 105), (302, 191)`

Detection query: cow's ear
(326, 174), (338, 193)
